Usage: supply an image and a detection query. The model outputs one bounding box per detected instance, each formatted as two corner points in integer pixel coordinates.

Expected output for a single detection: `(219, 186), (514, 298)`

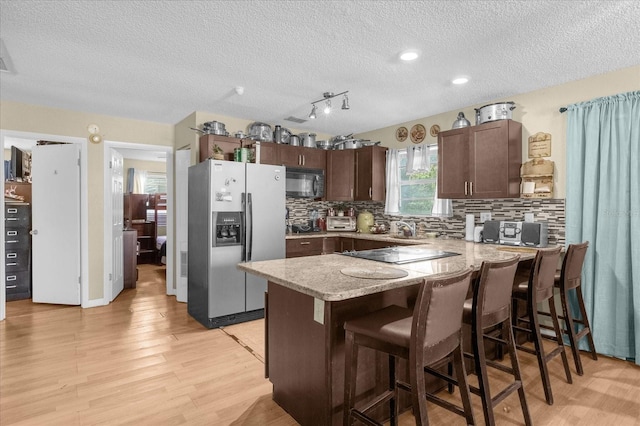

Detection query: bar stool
(511, 246), (572, 405)
(343, 268), (475, 426)
(462, 256), (532, 426)
(554, 241), (597, 375)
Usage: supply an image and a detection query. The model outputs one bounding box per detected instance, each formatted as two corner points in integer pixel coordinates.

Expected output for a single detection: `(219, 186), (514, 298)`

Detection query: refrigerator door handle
(241, 192), (247, 261)
(246, 192), (253, 261)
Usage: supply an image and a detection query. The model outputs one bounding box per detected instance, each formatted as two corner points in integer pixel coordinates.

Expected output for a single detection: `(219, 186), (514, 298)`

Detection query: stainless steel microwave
(285, 167), (324, 199)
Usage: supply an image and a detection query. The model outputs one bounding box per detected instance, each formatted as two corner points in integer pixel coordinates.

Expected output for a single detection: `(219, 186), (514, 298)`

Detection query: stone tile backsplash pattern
(287, 198), (566, 246)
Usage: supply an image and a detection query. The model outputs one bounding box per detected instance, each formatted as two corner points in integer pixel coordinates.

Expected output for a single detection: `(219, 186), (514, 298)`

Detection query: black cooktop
(341, 246), (460, 264)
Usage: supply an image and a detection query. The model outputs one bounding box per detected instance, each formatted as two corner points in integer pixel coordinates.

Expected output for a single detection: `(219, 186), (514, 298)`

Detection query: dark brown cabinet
(326, 150), (355, 201)
(123, 229), (137, 288)
(326, 146), (386, 201)
(437, 119), (522, 199)
(286, 238), (325, 258)
(278, 145), (326, 170)
(198, 134), (243, 162)
(124, 193), (156, 264)
(355, 146), (386, 201)
(257, 142), (279, 165)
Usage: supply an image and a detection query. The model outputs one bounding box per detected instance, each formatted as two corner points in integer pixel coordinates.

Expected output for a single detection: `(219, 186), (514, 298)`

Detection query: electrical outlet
(480, 212), (492, 222)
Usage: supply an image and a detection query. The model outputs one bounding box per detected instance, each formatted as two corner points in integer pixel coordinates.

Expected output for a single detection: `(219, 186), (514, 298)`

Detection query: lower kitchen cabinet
(286, 236), (340, 258)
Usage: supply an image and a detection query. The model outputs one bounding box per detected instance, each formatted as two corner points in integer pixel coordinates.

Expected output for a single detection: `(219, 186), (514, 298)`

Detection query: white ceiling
(1, 0), (639, 138)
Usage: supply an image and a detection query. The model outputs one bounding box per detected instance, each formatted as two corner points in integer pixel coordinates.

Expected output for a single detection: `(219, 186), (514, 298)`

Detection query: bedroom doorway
(103, 141), (174, 303)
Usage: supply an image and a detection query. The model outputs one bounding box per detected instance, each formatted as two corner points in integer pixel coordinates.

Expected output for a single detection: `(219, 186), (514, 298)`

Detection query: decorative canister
(356, 211), (374, 233)
(234, 147), (249, 162)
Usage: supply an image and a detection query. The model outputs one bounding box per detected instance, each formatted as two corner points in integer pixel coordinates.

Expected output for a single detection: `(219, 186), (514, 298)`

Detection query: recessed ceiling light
(399, 50), (419, 61)
(452, 77), (469, 85)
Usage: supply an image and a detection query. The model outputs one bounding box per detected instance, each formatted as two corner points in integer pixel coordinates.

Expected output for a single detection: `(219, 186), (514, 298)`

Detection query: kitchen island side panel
(267, 282), (329, 424)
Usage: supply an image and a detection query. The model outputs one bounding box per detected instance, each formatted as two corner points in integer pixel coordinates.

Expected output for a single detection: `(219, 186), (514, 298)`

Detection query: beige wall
(356, 65), (640, 199)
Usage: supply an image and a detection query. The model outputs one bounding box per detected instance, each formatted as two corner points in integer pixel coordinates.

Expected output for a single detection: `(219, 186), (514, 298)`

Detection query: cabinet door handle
(350, 188), (354, 198)
(369, 187), (372, 198)
(7, 208), (17, 213)
(470, 182), (473, 196)
(300, 242), (311, 245)
(464, 181), (468, 196)
(302, 155), (305, 166)
(7, 253), (17, 258)
(6, 285), (17, 289)
(7, 275), (17, 281)
(7, 262), (17, 266)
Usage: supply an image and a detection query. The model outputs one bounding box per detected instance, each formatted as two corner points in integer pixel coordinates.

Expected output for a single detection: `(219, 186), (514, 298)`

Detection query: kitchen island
(238, 238), (538, 426)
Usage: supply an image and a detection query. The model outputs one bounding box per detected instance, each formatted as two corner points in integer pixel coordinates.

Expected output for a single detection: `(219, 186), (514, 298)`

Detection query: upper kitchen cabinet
(355, 145), (386, 201)
(326, 145), (386, 201)
(437, 119), (522, 199)
(326, 149), (354, 201)
(278, 145), (326, 170)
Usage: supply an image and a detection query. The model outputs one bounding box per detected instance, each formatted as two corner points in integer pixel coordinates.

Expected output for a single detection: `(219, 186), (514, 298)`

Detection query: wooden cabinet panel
(326, 150), (354, 201)
(257, 142), (279, 165)
(355, 146), (386, 201)
(279, 146), (326, 170)
(326, 146), (386, 202)
(438, 120), (522, 199)
(123, 229), (137, 288)
(198, 134), (242, 162)
(4, 202), (31, 301)
(286, 238), (324, 258)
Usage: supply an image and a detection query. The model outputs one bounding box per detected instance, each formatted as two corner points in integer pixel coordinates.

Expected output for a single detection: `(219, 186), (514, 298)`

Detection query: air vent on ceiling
(284, 116), (307, 124)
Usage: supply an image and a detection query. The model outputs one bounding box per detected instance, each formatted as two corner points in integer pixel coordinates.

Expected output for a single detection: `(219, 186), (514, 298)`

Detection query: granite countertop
(239, 237), (542, 302)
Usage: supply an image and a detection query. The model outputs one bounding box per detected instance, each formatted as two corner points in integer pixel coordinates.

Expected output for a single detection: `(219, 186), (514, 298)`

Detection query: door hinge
(108, 273), (112, 281)
(109, 160), (113, 169)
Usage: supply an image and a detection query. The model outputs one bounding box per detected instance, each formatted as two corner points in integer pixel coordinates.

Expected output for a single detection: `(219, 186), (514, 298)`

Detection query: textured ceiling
(1, 0), (639, 137)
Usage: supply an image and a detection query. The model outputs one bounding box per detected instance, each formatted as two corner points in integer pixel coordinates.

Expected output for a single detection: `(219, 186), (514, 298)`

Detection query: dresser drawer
(4, 228), (30, 248)
(4, 205), (31, 227)
(5, 249), (31, 272)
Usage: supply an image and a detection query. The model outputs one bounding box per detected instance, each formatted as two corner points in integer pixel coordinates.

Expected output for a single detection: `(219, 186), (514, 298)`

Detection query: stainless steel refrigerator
(188, 159), (285, 328)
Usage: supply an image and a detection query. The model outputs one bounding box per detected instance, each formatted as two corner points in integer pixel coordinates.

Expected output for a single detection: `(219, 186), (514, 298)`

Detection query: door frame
(0, 129), (89, 321)
(103, 141), (174, 301)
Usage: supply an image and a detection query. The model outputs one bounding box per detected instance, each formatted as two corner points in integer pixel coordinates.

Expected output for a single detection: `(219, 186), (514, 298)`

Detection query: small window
(144, 172), (167, 194)
(398, 146), (438, 216)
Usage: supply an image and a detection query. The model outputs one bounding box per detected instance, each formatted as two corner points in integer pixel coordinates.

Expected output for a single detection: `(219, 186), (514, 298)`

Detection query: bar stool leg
(452, 343), (475, 425)
(528, 298), (554, 405)
(472, 321), (496, 426)
(575, 289), (598, 361)
(504, 314), (533, 426)
(548, 293), (573, 384)
(559, 286), (583, 375)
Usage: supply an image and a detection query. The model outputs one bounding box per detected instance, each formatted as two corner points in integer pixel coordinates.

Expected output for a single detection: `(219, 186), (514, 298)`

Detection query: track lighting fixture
(308, 91), (350, 118)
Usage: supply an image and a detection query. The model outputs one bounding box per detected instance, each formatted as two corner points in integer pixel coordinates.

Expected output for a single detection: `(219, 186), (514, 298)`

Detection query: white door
(110, 149), (124, 301)
(175, 149), (190, 303)
(31, 144), (81, 305)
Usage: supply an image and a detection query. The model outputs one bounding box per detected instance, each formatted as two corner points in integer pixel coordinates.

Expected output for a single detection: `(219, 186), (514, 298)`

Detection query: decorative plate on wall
(429, 124), (441, 137)
(396, 126), (408, 142)
(410, 124), (426, 144)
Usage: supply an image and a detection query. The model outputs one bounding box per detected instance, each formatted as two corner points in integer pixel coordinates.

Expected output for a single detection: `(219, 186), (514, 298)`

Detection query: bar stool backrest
(561, 242), (589, 291)
(475, 256), (521, 328)
(413, 268), (473, 363)
(530, 247), (563, 301)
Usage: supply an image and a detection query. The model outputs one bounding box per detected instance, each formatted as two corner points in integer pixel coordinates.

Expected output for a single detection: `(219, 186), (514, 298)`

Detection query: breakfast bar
(238, 238), (538, 426)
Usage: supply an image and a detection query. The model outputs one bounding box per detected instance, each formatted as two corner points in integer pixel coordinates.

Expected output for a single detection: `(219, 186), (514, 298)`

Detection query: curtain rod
(559, 107), (567, 113)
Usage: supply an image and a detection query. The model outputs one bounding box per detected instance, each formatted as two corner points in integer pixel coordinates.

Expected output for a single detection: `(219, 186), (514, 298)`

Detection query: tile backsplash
(286, 198), (566, 246)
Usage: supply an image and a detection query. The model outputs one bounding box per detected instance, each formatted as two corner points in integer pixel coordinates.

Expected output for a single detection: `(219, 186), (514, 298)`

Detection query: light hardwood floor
(1, 264), (639, 425)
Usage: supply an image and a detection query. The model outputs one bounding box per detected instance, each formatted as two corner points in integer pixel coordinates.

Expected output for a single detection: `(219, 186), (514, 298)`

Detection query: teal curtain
(566, 90), (640, 364)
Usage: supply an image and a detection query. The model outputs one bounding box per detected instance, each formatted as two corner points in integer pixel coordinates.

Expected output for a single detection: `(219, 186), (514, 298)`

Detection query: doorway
(103, 141), (174, 303)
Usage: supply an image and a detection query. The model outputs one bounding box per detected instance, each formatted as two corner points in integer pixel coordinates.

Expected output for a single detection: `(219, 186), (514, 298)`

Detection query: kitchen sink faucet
(395, 221), (416, 237)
